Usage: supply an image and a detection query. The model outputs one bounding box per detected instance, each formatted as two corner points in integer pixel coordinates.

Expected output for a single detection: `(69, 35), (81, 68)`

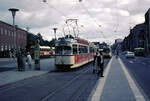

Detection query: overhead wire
(41, 0), (106, 39)
(42, 0), (68, 19)
(78, 1), (106, 39)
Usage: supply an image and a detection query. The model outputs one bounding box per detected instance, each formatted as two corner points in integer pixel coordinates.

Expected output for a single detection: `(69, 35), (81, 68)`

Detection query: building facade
(122, 23), (147, 54)
(145, 8), (150, 55)
(0, 20), (27, 57)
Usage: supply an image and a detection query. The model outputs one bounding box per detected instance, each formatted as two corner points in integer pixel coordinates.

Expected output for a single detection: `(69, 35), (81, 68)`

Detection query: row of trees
(26, 32), (55, 51)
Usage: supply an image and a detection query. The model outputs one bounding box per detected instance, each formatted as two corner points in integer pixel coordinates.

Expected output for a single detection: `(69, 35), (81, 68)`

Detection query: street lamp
(8, 8), (19, 56)
(53, 28), (57, 40)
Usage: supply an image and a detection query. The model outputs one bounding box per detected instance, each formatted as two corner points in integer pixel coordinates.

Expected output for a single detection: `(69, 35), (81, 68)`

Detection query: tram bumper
(55, 55), (75, 66)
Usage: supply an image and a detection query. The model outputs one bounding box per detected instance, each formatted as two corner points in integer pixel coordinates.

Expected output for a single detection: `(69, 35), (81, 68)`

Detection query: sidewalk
(88, 57), (148, 101)
(0, 58), (55, 87)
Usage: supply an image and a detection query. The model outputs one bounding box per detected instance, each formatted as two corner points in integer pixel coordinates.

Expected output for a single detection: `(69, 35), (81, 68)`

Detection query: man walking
(97, 51), (104, 77)
(93, 52), (98, 74)
(17, 51), (23, 71)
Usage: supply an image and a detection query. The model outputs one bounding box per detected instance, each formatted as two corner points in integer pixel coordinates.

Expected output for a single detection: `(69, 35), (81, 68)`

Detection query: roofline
(0, 20), (27, 33)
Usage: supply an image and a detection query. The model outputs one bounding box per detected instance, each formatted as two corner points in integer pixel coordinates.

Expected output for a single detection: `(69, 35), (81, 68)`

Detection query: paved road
(0, 58), (110, 101)
(120, 55), (150, 100)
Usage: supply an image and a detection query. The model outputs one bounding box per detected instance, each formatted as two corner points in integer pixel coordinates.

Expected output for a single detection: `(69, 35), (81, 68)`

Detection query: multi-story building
(0, 20), (27, 57)
(122, 23), (147, 54)
(145, 8), (150, 54)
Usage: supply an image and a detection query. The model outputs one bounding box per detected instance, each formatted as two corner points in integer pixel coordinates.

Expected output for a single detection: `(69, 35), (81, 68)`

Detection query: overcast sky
(0, 0), (150, 44)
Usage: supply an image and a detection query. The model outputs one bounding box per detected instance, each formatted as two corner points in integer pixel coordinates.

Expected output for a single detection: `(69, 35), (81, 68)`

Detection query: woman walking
(26, 52), (32, 69)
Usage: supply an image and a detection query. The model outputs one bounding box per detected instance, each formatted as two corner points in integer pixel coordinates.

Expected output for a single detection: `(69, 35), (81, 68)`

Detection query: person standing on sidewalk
(21, 50), (26, 71)
(97, 51), (104, 77)
(93, 52), (98, 74)
(17, 51), (23, 71)
(26, 52), (32, 69)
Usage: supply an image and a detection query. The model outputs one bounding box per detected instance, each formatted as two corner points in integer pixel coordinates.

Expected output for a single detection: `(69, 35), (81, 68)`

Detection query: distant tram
(39, 46), (55, 56)
(134, 47), (145, 56)
(55, 35), (96, 69)
(30, 46), (55, 58)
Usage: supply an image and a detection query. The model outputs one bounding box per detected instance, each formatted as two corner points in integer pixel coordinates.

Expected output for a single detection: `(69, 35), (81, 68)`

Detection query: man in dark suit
(97, 51), (104, 77)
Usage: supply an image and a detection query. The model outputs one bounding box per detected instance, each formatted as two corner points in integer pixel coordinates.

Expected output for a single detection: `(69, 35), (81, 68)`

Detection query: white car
(125, 51), (135, 58)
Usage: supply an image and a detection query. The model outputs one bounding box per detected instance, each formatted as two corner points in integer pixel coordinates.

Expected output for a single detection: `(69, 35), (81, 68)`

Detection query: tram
(39, 46), (55, 56)
(30, 46), (55, 58)
(55, 35), (96, 69)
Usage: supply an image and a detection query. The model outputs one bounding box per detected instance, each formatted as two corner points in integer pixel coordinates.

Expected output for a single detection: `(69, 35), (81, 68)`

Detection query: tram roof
(56, 36), (90, 45)
(77, 38), (89, 45)
(39, 46), (51, 49)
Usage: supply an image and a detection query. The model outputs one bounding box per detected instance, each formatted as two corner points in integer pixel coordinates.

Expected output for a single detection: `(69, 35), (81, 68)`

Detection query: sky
(0, 0), (150, 44)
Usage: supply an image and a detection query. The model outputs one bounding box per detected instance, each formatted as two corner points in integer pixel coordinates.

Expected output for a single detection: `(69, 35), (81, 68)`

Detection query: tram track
(0, 59), (110, 101)
(0, 63), (93, 101)
(69, 72), (94, 101)
(40, 65), (92, 101)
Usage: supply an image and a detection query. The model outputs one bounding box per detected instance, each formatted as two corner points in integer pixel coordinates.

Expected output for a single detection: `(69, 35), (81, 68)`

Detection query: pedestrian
(17, 51), (23, 71)
(93, 52), (99, 74)
(21, 50), (26, 71)
(97, 51), (104, 77)
(26, 52), (32, 69)
(9, 50), (12, 58)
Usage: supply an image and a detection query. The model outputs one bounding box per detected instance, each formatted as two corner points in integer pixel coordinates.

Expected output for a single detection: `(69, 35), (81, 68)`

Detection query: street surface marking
(87, 57), (113, 101)
(119, 58), (146, 101)
(142, 62), (146, 65)
(129, 61), (134, 64)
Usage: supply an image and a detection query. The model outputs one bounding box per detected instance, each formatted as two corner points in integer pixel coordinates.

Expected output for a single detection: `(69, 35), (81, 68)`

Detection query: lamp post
(8, 8), (19, 56)
(53, 28), (57, 40)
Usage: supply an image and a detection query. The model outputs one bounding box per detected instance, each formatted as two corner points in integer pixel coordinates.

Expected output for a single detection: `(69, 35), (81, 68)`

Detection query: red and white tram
(40, 46), (55, 56)
(55, 36), (96, 69)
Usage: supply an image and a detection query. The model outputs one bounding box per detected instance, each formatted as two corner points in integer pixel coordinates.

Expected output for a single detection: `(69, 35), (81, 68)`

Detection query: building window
(5, 45), (7, 50)
(9, 45), (11, 50)
(11, 32), (13, 37)
(1, 45), (4, 51)
(5, 29), (7, 36)
(1, 28), (3, 35)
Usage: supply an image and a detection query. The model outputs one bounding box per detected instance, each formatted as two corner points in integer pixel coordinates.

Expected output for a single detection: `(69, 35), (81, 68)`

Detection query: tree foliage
(26, 32), (55, 51)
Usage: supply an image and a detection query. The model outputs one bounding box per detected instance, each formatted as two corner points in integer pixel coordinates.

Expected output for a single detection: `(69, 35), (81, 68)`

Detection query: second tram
(55, 36), (96, 69)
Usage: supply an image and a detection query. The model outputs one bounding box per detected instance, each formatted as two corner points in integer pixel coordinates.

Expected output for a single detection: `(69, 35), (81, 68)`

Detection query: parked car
(121, 51), (128, 55)
(125, 51), (135, 58)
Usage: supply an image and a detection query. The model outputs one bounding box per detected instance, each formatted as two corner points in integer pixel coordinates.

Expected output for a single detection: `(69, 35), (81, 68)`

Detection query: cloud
(0, 0), (150, 44)
(118, 9), (130, 16)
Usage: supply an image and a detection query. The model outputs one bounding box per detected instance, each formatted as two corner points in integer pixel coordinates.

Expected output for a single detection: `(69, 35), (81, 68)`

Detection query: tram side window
(79, 45), (88, 54)
(73, 45), (78, 54)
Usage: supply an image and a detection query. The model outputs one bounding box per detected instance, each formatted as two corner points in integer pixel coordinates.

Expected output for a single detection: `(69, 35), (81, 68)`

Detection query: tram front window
(55, 47), (63, 55)
(55, 46), (71, 55)
(63, 46), (71, 55)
